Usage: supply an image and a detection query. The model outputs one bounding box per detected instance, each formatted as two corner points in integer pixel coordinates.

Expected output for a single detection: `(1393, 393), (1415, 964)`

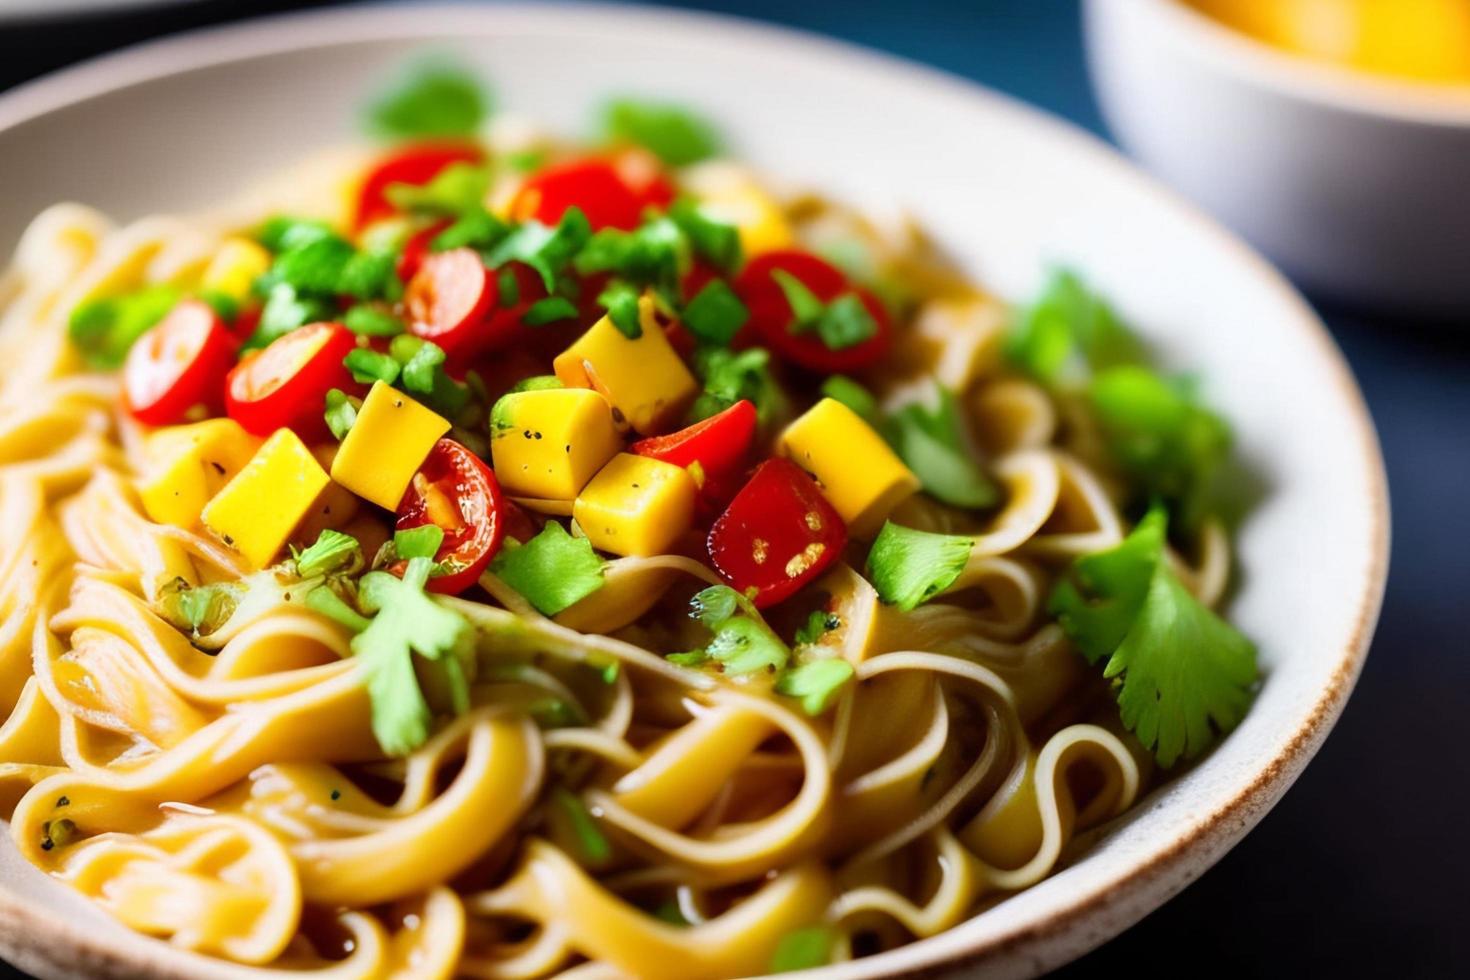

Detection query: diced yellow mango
(699, 186), (792, 258)
(552, 295), (697, 435)
(200, 237), (272, 303)
(490, 388), (622, 501)
(780, 398), (920, 538)
(202, 429), (331, 568)
(572, 453), (697, 557)
(330, 382), (451, 510)
(138, 419), (261, 529)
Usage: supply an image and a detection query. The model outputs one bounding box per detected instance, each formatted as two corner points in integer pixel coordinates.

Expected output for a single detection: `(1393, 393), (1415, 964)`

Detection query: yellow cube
(138, 419), (261, 529)
(330, 382), (451, 510)
(552, 294), (697, 435)
(200, 237), (272, 303)
(202, 429), (331, 568)
(490, 388), (622, 501)
(573, 454), (697, 557)
(780, 398), (920, 538)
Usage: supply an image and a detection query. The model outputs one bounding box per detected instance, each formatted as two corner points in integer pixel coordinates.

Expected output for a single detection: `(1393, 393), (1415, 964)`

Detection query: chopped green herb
(506, 149), (547, 173)
(344, 303), (405, 337)
(597, 282), (644, 338)
(510, 375), (565, 393)
(497, 266), (522, 306)
(366, 57), (490, 140)
(344, 347), (402, 386)
(821, 375), (878, 424)
(391, 335), (470, 417)
(393, 525), (445, 561)
(670, 199), (742, 272)
(385, 162), (492, 216)
(256, 216), (335, 253)
(336, 248), (400, 302)
(689, 346), (789, 428)
(770, 925), (836, 973)
(197, 289), (239, 324)
(353, 557), (475, 756)
(306, 586), (373, 633)
(554, 788), (612, 864)
(434, 207), (509, 252)
(523, 296), (579, 326)
(67, 285), (180, 369)
(1006, 267), (1145, 385)
(686, 585), (790, 675)
(812, 292), (877, 350)
(490, 522), (604, 616)
(885, 387), (1000, 509)
(794, 610), (840, 647)
(775, 659), (854, 715)
(867, 522), (973, 612)
(267, 234), (355, 295)
(485, 208), (593, 292)
(771, 269), (826, 332)
(602, 98), (721, 167)
(1049, 508), (1257, 767)
(291, 529), (362, 579)
(682, 279), (747, 347)
(324, 389), (359, 441)
(248, 283), (335, 349)
(575, 217), (686, 298)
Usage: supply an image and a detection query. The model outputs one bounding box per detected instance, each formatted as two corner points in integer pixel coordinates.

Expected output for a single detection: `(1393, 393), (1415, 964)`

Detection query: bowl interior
(0, 5), (1386, 978)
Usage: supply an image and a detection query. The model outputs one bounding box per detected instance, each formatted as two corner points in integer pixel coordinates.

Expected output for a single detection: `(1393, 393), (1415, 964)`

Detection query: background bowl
(1084, 0), (1470, 316)
(0, 4), (1387, 978)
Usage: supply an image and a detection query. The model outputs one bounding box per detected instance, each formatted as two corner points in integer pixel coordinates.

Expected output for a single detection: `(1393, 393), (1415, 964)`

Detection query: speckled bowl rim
(0, 5), (1389, 979)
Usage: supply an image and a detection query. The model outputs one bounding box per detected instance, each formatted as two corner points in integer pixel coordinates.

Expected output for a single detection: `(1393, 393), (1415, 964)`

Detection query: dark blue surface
(1, 1), (1465, 977)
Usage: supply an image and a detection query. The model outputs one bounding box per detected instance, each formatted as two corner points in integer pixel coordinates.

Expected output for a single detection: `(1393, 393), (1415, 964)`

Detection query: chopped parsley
(678, 586), (790, 675)
(522, 296), (579, 326)
(67, 285), (180, 368)
(1006, 267), (1145, 385)
(884, 386), (1000, 510)
(366, 57), (490, 140)
(681, 279), (748, 347)
(485, 208), (593, 292)
(596, 282), (644, 338)
(343, 303), (405, 337)
(602, 98), (721, 167)
(866, 522), (974, 612)
(1049, 507), (1257, 767)
(669, 199), (742, 273)
(772, 270), (877, 351)
(290, 529), (362, 580)
(774, 659), (854, 715)
(820, 375), (879, 424)
(344, 347), (400, 386)
(384, 162), (491, 216)
(689, 346), (789, 429)
(575, 217), (685, 298)
(393, 525), (445, 561)
(490, 522), (604, 616)
(434, 207), (509, 252)
(323, 388), (359, 440)
(249, 283), (335, 349)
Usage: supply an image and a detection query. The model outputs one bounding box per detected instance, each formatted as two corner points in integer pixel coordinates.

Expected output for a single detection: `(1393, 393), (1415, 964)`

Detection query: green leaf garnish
(669, 199), (742, 272)
(820, 375), (878, 424)
(574, 216), (686, 297)
(682, 279), (747, 347)
(485, 208), (593, 292)
(770, 925), (836, 973)
(336, 248), (400, 301)
(774, 659), (854, 715)
(433, 207), (509, 252)
(256, 216), (335, 253)
(867, 522), (973, 612)
(553, 788), (612, 864)
(689, 346), (789, 428)
(291, 529), (362, 580)
(197, 289), (239, 324)
(305, 586), (372, 633)
(366, 58), (490, 140)
(1006, 267), (1145, 385)
(67, 285), (180, 368)
(343, 303), (406, 337)
(771, 269), (825, 331)
(393, 525), (445, 561)
(793, 610), (840, 647)
(490, 522), (604, 616)
(248, 283), (335, 350)
(884, 386), (1000, 510)
(684, 585), (790, 675)
(1049, 508), (1258, 766)
(384, 162), (491, 216)
(344, 347), (401, 385)
(602, 98), (721, 167)
(324, 389), (359, 441)
(812, 292), (877, 350)
(596, 282), (644, 339)
(522, 296), (579, 326)
(353, 557), (475, 755)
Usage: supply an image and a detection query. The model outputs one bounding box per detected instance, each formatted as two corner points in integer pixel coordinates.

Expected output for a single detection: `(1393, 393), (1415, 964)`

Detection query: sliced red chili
(735, 250), (892, 374)
(706, 457), (847, 609)
(224, 322), (356, 437)
(354, 143), (483, 231)
(393, 439), (506, 595)
(405, 248), (498, 358)
(123, 299), (237, 426)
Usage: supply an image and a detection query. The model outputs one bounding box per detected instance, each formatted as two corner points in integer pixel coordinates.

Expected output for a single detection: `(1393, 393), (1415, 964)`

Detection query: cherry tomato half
(225, 322), (356, 437)
(396, 219), (452, 283)
(735, 250), (892, 374)
(354, 144), (483, 230)
(706, 457), (847, 609)
(393, 439), (506, 595)
(405, 248), (499, 358)
(512, 158), (659, 232)
(123, 299), (237, 426)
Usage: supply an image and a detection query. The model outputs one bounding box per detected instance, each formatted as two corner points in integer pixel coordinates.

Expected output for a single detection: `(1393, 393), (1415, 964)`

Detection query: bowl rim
(1117, 0), (1470, 127)
(0, 4), (1390, 979)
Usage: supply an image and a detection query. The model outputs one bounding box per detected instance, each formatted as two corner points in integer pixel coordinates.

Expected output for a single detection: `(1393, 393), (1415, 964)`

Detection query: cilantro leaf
(324, 388), (359, 440)
(385, 162), (491, 216)
(344, 347), (401, 385)
(689, 346), (789, 428)
(366, 58), (490, 140)
(866, 522), (973, 611)
(490, 522), (604, 616)
(67, 285), (180, 369)
(1006, 267), (1145, 385)
(794, 610), (841, 647)
(291, 529), (362, 579)
(394, 525), (445, 560)
(771, 269), (825, 331)
(256, 216), (335, 253)
(343, 303), (406, 337)
(820, 375), (878, 424)
(485, 208), (593, 292)
(596, 282), (644, 339)
(336, 248), (400, 301)
(770, 926), (836, 973)
(1049, 508), (1258, 767)
(248, 283), (335, 349)
(389, 335), (470, 417)
(885, 386), (1000, 509)
(523, 296), (579, 326)
(1090, 365), (1231, 530)
(813, 293), (877, 350)
(353, 558), (475, 756)
(602, 98), (721, 167)
(267, 234), (355, 294)
(685, 585), (790, 675)
(669, 199), (742, 273)
(682, 279), (747, 347)
(433, 207), (508, 252)
(775, 659), (854, 715)
(574, 217), (685, 297)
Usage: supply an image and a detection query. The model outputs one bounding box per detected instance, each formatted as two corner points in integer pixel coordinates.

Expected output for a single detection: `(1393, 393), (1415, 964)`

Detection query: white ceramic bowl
(0, 5), (1388, 978)
(1084, 0), (1470, 315)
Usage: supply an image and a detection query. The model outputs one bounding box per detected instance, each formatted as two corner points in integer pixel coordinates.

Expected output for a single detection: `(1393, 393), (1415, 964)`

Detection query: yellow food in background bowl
(1182, 0), (1470, 84)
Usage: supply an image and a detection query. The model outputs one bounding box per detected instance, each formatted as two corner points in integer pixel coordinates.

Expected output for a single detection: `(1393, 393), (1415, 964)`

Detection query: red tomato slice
(630, 400), (757, 479)
(512, 158), (653, 232)
(706, 457), (847, 608)
(396, 219), (452, 283)
(405, 248), (498, 358)
(393, 439), (506, 595)
(354, 143), (483, 230)
(735, 250), (892, 374)
(123, 299), (237, 426)
(225, 322), (356, 437)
